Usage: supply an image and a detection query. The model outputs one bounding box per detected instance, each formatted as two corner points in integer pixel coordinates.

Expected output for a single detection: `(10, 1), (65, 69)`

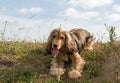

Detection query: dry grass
(0, 41), (120, 83)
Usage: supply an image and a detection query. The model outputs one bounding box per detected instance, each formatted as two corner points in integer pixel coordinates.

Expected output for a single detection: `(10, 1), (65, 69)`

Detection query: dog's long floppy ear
(65, 32), (77, 53)
(46, 30), (55, 54)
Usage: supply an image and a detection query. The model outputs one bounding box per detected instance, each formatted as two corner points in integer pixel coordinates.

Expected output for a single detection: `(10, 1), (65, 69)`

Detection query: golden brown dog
(46, 28), (94, 79)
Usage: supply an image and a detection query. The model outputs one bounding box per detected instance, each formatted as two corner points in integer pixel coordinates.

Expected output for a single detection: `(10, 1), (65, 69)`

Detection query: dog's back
(69, 28), (94, 52)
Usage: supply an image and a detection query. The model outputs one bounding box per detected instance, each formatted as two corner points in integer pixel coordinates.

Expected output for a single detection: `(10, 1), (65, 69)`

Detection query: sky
(0, 0), (120, 42)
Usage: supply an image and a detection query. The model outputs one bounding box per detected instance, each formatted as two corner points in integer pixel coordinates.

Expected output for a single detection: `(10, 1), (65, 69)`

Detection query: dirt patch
(0, 57), (15, 67)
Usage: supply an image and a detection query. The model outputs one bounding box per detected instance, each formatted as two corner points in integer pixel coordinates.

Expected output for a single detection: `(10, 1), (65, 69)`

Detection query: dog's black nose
(53, 44), (57, 48)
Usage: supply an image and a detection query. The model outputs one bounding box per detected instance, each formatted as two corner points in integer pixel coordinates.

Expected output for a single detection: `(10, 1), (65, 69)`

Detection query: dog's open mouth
(52, 49), (59, 55)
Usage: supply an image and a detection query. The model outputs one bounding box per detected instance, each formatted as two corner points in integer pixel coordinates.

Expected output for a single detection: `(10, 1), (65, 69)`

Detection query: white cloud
(19, 8), (28, 15)
(106, 14), (120, 21)
(81, 12), (99, 19)
(68, 0), (113, 9)
(19, 7), (43, 15)
(59, 8), (79, 18)
(113, 4), (120, 12)
(59, 8), (99, 19)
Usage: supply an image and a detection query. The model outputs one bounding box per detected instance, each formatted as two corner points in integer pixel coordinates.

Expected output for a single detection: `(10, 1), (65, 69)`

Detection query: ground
(0, 41), (120, 83)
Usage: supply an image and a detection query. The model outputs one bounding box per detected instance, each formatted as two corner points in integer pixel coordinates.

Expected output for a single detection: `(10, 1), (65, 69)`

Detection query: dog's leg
(84, 37), (94, 51)
(68, 52), (85, 78)
(49, 56), (65, 80)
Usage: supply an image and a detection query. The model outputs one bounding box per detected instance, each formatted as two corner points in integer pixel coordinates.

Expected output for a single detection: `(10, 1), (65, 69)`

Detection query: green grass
(0, 41), (120, 83)
(0, 69), (34, 83)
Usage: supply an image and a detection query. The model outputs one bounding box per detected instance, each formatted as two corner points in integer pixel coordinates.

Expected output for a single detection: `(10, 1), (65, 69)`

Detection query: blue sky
(0, 0), (120, 42)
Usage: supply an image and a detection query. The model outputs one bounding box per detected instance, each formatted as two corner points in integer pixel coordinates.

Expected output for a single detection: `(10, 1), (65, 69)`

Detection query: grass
(0, 41), (120, 83)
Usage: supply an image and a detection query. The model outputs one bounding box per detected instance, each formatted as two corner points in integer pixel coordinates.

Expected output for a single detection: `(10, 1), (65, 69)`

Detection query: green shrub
(81, 51), (96, 61)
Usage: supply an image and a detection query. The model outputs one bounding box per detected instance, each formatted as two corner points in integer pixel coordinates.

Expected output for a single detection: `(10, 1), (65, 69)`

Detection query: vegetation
(0, 25), (120, 83)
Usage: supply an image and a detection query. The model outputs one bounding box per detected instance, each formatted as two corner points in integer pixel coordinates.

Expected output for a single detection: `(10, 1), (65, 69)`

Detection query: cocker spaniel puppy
(46, 28), (94, 79)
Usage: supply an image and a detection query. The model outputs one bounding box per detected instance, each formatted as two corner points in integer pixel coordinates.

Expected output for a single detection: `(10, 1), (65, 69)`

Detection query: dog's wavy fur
(46, 28), (94, 79)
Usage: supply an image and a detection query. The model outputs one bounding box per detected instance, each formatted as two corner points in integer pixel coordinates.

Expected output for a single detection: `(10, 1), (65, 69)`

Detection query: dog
(46, 28), (94, 79)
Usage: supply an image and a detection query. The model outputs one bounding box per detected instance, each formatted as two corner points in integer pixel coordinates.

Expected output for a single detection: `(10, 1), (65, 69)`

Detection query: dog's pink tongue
(52, 49), (59, 55)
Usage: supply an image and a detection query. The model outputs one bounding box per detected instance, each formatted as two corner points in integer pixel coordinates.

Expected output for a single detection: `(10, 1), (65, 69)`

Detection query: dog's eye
(61, 37), (65, 40)
(53, 35), (56, 39)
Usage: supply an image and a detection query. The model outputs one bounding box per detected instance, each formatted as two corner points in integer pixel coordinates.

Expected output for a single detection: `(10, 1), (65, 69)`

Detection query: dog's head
(46, 28), (77, 55)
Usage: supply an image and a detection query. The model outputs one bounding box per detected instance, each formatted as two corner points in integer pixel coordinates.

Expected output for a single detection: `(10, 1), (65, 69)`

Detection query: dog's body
(69, 29), (94, 52)
(46, 28), (94, 79)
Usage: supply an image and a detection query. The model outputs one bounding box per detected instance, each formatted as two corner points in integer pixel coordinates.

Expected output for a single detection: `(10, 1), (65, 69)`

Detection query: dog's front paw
(50, 68), (65, 77)
(68, 70), (81, 79)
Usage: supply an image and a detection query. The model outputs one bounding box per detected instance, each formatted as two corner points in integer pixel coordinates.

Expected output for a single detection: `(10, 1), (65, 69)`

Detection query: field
(0, 40), (120, 83)
(0, 25), (120, 83)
